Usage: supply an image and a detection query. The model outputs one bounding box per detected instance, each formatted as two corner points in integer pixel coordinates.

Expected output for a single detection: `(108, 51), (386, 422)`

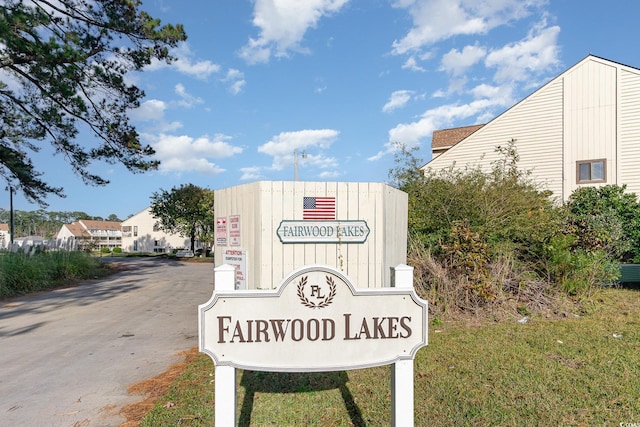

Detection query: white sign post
(391, 264), (417, 427)
(199, 263), (427, 425)
(207, 264), (236, 426)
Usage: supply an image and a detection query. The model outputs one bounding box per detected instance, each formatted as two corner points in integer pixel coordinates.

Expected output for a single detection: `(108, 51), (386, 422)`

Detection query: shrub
(100, 247), (111, 254)
(391, 141), (620, 317)
(565, 185), (640, 262)
(112, 247), (122, 254)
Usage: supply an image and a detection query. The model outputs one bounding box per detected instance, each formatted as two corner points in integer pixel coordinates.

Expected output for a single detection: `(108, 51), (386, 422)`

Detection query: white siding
(121, 207), (190, 253)
(55, 224), (79, 250)
(426, 79), (564, 199)
(214, 181), (407, 290)
(424, 55), (640, 203)
(619, 68), (640, 195)
(563, 58), (618, 197)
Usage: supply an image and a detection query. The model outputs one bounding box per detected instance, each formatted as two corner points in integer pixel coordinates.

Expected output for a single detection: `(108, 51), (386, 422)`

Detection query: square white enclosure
(214, 181), (408, 289)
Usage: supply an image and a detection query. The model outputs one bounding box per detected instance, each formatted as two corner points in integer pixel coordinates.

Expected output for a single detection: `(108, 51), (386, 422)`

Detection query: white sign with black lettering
(199, 264), (427, 372)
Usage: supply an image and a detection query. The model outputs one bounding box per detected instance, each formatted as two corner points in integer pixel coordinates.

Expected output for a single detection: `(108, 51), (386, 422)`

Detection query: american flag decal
(303, 196), (336, 220)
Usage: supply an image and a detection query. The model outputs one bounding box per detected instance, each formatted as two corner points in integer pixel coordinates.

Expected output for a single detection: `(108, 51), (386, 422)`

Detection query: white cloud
(240, 167), (263, 181)
(223, 69), (246, 95)
(401, 56), (426, 72)
(432, 89), (446, 98)
(383, 90), (414, 113)
(470, 83), (511, 102)
(152, 133), (243, 175)
(147, 43), (220, 79)
(130, 99), (167, 122)
(239, 0), (350, 64)
(258, 129), (339, 170)
(371, 96), (507, 161)
(299, 152), (339, 170)
(371, 1), (560, 162)
(174, 83), (204, 107)
(391, 0), (546, 55)
(440, 44), (487, 76)
(485, 21), (561, 83)
(319, 170), (341, 179)
(130, 99), (184, 133)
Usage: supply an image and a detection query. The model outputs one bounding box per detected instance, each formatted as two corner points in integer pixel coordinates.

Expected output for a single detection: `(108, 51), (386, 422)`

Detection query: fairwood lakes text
(216, 314), (413, 343)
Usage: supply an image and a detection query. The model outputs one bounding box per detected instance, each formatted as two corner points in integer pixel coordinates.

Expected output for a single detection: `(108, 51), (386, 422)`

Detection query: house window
(133, 226), (138, 237)
(577, 159), (606, 183)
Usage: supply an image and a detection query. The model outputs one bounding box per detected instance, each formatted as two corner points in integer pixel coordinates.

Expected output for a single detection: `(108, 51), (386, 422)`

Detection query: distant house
(431, 124), (484, 160)
(0, 223), (9, 249)
(56, 220), (122, 250)
(423, 55), (640, 202)
(120, 207), (193, 253)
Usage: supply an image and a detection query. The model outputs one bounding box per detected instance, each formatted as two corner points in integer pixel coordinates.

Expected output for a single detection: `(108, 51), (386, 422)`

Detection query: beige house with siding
(56, 220), (121, 250)
(423, 55), (640, 202)
(121, 207), (192, 253)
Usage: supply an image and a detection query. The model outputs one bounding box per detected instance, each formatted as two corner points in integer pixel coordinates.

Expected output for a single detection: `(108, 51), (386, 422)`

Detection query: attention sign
(199, 265), (427, 372)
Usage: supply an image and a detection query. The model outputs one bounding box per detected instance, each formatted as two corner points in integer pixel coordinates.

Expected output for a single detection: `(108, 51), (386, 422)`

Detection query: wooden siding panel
(268, 181), (284, 286)
(426, 79), (564, 198)
(424, 57), (639, 202)
(215, 181), (407, 290)
(619, 69), (640, 196)
(564, 59), (617, 195)
(352, 183), (365, 284)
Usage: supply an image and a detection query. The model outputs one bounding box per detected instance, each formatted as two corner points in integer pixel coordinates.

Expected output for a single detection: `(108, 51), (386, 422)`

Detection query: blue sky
(3, 0), (640, 220)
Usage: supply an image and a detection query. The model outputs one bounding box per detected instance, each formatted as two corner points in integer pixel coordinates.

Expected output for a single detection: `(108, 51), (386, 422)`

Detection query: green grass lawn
(139, 288), (640, 426)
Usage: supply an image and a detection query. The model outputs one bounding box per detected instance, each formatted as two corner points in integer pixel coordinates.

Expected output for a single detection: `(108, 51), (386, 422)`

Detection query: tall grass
(0, 250), (107, 298)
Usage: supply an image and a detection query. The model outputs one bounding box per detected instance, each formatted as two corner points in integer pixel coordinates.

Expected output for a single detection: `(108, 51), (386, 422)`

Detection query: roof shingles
(432, 124), (484, 150)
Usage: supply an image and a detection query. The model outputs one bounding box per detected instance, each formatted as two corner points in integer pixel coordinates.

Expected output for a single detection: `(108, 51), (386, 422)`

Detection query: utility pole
(293, 149), (307, 181)
(9, 185), (14, 246)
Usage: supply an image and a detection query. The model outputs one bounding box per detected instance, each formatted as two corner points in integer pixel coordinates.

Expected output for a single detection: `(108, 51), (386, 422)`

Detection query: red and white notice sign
(216, 217), (227, 246)
(229, 215), (240, 246)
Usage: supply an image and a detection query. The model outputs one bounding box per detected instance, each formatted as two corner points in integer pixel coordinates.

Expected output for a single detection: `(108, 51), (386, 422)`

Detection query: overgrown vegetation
(391, 141), (634, 319)
(0, 250), (111, 298)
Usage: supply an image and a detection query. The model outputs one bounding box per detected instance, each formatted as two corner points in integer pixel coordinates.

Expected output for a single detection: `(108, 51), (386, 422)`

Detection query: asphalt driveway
(0, 257), (214, 427)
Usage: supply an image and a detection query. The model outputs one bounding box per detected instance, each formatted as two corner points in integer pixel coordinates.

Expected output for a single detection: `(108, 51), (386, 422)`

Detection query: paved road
(0, 257), (214, 427)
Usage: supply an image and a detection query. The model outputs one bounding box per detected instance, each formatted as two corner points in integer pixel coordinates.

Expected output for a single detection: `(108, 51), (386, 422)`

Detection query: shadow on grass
(238, 370), (365, 427)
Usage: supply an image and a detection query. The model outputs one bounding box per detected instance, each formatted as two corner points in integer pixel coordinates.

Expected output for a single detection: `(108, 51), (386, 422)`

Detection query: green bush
(100, 247), (111, 254)
(391, 141), (620, 317)
(565, 185), (640, 262)
(112, 247), (122, 254)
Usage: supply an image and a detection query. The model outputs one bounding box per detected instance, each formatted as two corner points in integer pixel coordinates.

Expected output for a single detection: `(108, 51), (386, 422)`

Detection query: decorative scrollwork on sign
(297, 275), (337, 309)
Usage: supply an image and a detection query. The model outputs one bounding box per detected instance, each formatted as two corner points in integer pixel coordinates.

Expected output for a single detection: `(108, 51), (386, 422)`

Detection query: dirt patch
(119, 347), (200, 427)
